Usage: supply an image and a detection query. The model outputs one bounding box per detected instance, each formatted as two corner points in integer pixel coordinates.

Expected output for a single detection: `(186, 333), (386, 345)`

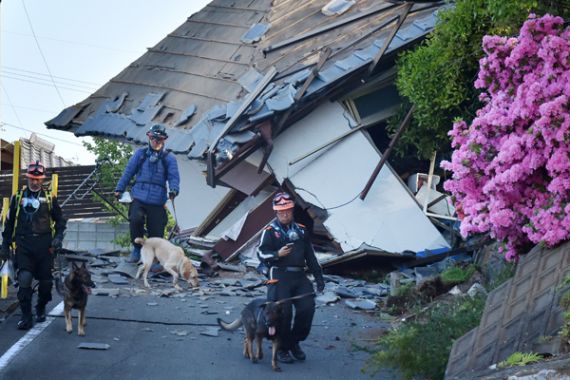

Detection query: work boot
(290, 342), (306, 360)
(126, 246), (141, 263)
(17, 314), (33, 330)
(276, 350), (294, 364)
(35, 305), (47, 323)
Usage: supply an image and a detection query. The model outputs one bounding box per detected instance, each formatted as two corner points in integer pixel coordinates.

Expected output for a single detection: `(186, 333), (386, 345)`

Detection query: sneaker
(35, 306), (46, 323)
(276, 350), (294, 364)
(290, 343), (306, 361)
(17, 316), (33, 330)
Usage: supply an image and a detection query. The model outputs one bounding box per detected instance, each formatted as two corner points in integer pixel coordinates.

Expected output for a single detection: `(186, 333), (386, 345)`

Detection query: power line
(2, 66), (101, 86)
(1, 29), (141, 55)
(0, 84), (25, 127)
(1, 122), (85, 147)
(0, 102), (55, 114)
(21, 0), (66, 106)
(0, 70), (98, 91)
(1, 74), (93, 94)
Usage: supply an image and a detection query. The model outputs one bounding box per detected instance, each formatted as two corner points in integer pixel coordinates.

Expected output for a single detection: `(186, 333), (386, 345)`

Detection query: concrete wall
(63, 220), (130, 252)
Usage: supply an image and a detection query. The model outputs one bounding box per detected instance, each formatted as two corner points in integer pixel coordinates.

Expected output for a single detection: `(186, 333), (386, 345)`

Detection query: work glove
(169, 190), (179, 201)
(316, 278), (325, 293)
(0, 245), (10, 261)
(51, 236), (63, 251)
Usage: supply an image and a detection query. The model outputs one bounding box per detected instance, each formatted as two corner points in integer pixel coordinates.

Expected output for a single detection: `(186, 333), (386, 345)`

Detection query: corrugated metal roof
(47, 0), (444, 159)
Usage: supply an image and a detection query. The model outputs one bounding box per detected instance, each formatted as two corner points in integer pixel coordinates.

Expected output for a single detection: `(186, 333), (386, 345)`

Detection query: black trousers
(267, 269), (316, 351)
(15, 234), (53, 314)
(129, 199), (168, 247)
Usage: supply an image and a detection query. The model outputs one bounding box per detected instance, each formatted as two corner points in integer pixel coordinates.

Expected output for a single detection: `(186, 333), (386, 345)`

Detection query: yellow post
(51, 173), (58, 197)
(12, 141), (21, 196)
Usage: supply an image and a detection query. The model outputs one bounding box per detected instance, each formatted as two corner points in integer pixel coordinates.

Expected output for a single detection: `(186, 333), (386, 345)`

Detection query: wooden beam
(206, 66), (277, 187)
(359, 105), (415, 200)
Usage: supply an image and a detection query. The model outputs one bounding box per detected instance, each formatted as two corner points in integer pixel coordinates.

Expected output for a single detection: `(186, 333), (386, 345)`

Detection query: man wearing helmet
(257, 191), (325, 364)
(1, 161), (67, 330)
(114, 124), (180, 263)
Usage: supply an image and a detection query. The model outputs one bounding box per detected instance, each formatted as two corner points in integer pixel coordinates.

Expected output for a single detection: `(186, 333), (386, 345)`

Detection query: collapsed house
(46, 0), (456, 270)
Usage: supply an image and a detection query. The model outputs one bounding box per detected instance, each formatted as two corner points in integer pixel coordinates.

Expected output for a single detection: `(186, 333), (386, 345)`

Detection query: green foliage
(441, 265), (476, 285)
(560, 291), (570, 311)
(498, 352), (542, 368)
(83, 137), (133, 221)
(113, 232), (132, 249)
(366, 296), (486, 380)
(83, 137), (133, 188)
(389, 0), (570, 159)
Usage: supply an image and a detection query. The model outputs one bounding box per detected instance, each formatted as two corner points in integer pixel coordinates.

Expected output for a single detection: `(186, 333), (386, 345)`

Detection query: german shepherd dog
(63, 262), (95, 336)
(217, 298), (285, 372)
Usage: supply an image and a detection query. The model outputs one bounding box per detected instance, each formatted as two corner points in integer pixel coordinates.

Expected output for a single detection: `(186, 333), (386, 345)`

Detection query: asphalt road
(0, 276), (398, 380)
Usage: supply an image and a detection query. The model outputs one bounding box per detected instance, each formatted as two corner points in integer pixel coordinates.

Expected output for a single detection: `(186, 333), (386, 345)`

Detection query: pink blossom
(442, 14), (570, 260)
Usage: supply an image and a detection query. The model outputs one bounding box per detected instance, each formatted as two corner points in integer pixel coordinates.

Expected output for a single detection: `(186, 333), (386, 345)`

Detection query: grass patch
(365, 295), (486, 380)
(441, 264), (476, 285)
(498, 352), (542, 368)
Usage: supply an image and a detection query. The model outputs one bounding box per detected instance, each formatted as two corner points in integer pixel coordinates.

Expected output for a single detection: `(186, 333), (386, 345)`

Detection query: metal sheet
(265, 101), (449, 254)
(240, 23), (271, 44)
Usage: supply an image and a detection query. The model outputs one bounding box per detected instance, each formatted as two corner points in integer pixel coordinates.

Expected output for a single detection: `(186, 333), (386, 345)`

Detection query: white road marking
(0, 301), (63, 371)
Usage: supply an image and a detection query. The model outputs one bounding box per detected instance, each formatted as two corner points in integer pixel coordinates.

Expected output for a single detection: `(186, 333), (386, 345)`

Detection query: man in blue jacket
(114, 124), (180, 263)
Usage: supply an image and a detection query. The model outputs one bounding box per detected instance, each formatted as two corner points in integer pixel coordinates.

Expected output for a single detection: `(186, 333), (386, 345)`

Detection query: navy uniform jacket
(257, 220), (324, 284)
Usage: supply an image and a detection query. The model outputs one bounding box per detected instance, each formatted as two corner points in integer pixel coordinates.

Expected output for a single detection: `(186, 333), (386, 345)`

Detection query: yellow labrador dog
(134, 237), (199, 290)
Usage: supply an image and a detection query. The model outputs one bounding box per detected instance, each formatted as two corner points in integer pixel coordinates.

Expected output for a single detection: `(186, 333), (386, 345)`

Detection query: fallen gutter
(367, 2), (413, 75)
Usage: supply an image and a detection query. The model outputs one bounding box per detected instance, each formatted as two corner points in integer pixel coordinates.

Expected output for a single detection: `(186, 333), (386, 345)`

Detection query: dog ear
(81, 262), (87, 268)
(72, 262), (79, 270)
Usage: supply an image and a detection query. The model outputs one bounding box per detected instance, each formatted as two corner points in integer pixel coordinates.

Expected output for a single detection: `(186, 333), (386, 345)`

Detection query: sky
(1, 0), (210, 164)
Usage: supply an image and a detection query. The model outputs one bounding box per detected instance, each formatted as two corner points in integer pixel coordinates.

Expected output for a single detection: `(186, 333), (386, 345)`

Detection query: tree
(441, 14), (570, 260)
(389, 0), (570, 159)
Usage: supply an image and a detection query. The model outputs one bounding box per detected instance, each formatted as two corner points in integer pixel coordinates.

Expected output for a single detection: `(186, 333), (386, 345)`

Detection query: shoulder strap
(135, 148), (169, 178)
(12, 189), (24, 240)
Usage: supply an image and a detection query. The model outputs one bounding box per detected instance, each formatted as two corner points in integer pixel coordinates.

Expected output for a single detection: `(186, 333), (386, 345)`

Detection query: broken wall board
(213, 192), (275, 260)
(258, 101), (449, 254)
(171, 159), (229, 229)
(209, 189), (274, 240)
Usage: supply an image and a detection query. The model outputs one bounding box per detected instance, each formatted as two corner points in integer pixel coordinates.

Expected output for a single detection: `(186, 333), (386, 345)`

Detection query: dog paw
(78, 331), (85, 336)
(66, 328), (72, 334)
(273, 366), (282, 372)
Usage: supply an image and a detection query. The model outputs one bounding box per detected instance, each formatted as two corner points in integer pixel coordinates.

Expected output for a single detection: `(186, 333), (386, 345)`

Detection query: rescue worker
(114, 124), (180, 263)
(1, 161), (66, 330)
(257, 191), (325, 364)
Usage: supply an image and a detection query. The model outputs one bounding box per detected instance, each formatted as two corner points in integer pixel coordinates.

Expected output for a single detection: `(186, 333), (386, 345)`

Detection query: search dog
(134, 237), (199, 290)
(217, 298), (285, 372)
(63, 261), (95, 336)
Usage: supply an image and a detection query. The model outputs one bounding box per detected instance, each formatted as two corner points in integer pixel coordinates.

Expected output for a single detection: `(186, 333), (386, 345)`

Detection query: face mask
(287, 228), (300, 242)
(22, 196), (40, 214)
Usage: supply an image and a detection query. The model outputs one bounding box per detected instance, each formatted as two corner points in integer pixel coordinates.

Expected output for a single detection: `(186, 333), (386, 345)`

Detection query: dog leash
(273, 292), (316, 305)
(167, 197), (181, 240)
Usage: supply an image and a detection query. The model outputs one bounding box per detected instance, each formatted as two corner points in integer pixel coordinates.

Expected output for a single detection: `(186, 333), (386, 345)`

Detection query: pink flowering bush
(441, 14), (570, 260)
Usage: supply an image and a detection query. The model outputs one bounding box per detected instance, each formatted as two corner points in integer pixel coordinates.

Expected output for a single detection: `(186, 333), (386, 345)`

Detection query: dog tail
(134, 237), (146, 245)
(217, 317), (242, 331)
